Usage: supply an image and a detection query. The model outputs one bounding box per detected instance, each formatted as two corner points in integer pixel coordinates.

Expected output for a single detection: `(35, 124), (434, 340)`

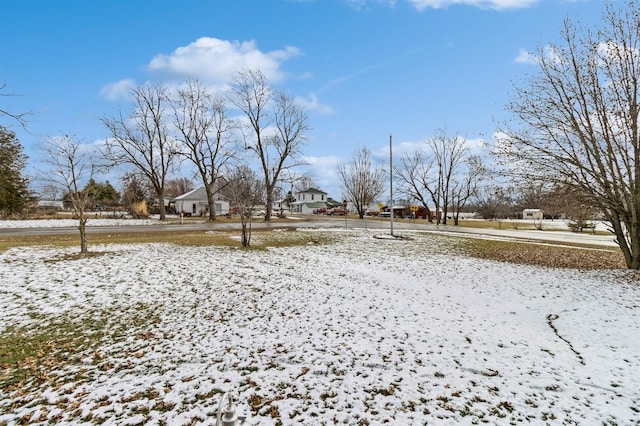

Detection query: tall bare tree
(474, 185), (515, 220)
(40, 136), (95, 254)
(172, 80), (239, 220)
(396, 130), (475, 224)
(338, 147), (385, 219)
(497, 1), (640, 269)
(0, 82), (29, 128)
(164, 177), (195, 198)
(450, 155), (485, 225)
(221, 165), (265, 247)
(396, 149), (435, 222)
(121, 172), (151, 218)
(230, 69), (309, 221)
(429, 130), (469, 225)
(102, 84), (178, 220)
(293, 175), (318, 194)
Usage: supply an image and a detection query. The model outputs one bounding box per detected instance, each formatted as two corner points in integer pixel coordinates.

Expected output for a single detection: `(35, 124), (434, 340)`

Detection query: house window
(192, 203), (197, 214)
(312, 194), (314, 201)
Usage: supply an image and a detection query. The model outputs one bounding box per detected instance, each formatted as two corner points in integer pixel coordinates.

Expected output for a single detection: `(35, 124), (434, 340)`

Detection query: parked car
(327, 208), (347, 216)
(313, 207), (327, 214)
(379, 211), (400, 218)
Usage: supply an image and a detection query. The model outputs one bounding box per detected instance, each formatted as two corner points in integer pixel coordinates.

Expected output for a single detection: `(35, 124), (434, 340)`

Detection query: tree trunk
(606, 209), (640, 270)
(264, 189), (273, 222)
(156, 191), (167, 220)
(206, 186), (217, 221)
(631, 220), (640, 269)
(78, 218), (88, 255)
(241, 214), (251, 247)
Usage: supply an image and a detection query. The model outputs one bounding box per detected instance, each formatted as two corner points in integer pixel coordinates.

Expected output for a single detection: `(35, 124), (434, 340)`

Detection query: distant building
(37, 200), (64, 210)
(293, 188), (328, 214)
(523, 208), (544, 220)
(174, 187), (229, 216)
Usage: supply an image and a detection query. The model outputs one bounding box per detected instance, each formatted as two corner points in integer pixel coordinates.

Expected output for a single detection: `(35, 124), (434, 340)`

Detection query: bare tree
(221, 165), (265, 247)
(395, 149), (435, 222)
(429, 130), (469, 225)
(39, 184), (60, 202)
(172, 80), (240, 220)
(164, 177), (195, 198)
(338, 147), (385, 219)
(230, 69), (309, 222)
(396, 131), (475, 224)
(0, 82), (29, 128)
(450, 155), (485, 225)
(474, 185), (514, 220)
(497, 1), (640, 269)
(121, 172), (151, 218)
(102, 84), (178, 220)
(293, 175), (318, 194)
(40, 136), (95, 254)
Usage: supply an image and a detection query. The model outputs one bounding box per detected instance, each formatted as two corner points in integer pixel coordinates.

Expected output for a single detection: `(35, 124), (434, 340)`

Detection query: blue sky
(0, 0), (604, 199)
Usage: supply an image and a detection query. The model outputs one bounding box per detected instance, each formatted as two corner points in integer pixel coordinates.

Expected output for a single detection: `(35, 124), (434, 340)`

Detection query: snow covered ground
(0, 226), (638, 425)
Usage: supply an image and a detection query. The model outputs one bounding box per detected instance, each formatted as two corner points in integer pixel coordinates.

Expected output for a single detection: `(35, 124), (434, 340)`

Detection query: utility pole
(389, 133), (394, 237)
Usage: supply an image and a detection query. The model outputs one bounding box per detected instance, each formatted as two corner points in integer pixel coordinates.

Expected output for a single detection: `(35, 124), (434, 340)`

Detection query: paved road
(1, 216), (619, 248)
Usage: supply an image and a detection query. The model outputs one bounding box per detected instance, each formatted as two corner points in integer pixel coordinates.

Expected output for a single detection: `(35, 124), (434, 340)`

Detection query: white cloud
(407, 0), (537, 10)
(346, 0), (397, 10)
(147, 37), (302, 84)
(295, 93), (334, 116)
(99, 79), (136, 101)
(300, 155), (343, 196)
(465, 136), (489, 155)
(514, 48), (537, 64)
(514, 45), (563, 66)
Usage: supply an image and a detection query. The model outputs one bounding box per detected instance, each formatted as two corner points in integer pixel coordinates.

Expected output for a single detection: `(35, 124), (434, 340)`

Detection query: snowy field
(0, 227), (639, 425)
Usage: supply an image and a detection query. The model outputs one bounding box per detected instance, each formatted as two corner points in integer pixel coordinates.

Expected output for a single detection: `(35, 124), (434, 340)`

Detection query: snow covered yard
(0, 229), (638, 425)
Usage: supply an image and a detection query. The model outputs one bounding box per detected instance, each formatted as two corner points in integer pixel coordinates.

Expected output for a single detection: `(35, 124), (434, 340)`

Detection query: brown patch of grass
(44, 251), (111, 262)
(0, 304), (160, 395)
(0, 227), (338, 253)
(458, 238), (626, 269)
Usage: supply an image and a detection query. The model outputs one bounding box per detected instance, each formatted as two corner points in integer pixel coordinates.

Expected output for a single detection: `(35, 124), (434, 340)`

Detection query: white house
(293, 188), (328, 214)
(174, 187), (229, 216)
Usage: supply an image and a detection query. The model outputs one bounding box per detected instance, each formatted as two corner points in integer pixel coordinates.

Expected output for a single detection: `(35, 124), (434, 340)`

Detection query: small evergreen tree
(0, 126), (31, 217)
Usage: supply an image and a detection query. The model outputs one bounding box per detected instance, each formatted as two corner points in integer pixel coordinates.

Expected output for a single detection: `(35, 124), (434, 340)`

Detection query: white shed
(523, 209), (544, 220)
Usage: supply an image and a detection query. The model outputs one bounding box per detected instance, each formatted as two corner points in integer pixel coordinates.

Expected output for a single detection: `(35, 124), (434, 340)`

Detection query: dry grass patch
(0, 227), (340, 253)
(458, 238), (626, 269)
(0, 304), (160, 395)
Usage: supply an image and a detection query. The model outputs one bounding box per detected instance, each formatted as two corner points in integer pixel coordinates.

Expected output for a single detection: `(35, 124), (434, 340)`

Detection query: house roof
(295, 187), (327, 195)
(175, 187), (208, 201)
(299, 202), (327, 208)
(37, 200), (64, 208)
